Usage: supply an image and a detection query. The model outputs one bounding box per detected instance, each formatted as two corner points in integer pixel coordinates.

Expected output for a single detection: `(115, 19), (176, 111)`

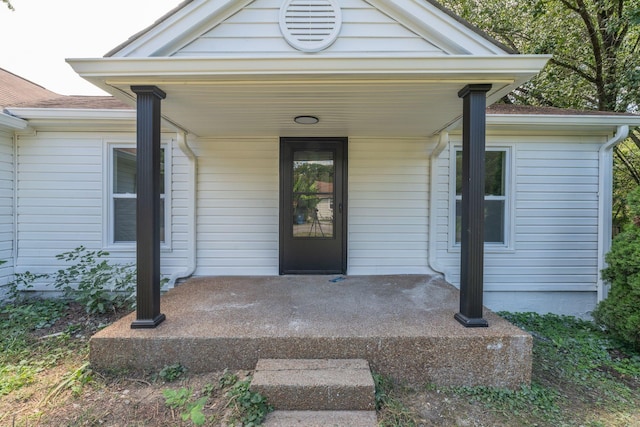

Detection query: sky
(1, 0), (183, 96)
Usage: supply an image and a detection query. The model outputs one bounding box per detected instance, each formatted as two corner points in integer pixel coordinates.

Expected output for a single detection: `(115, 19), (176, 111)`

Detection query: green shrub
(2, 246), (140, 314)
(52, 246), (137, 314)
(594, 186), (640, 350)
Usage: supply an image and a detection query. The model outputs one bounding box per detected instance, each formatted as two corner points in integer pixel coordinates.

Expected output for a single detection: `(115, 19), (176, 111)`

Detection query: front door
(280, 137), (347, 274)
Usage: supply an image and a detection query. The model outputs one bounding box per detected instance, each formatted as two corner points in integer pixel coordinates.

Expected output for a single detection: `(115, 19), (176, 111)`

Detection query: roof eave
(4, 108), (137, 132)
(68, 55), (551, 81)
(0, 111), (28, 130)
(487, 113), (640, 127)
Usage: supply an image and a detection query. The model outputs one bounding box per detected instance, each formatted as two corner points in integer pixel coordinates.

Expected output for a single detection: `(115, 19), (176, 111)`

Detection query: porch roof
(67, 55), (550, 138)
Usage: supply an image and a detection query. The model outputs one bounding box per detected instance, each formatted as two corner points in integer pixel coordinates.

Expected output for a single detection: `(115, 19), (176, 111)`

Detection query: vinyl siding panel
(435, 135), (604, 297)
(193, 138), (280, 275)
(0, 129), (14, 290)
(348, 138), (433, 274)
(173, 0), (443, 56)
(13, 133), (190, 281)
(192, 137), (435, 275)
(16, 133), (105, 269)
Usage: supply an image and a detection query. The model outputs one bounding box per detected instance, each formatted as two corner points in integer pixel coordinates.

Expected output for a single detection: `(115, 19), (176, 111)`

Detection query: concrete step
(263, 410), (378, 427)
(250, 359), (375, 411)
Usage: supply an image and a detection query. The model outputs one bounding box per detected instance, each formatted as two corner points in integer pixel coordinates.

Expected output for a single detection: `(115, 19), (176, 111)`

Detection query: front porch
(91, 275), (531, 388)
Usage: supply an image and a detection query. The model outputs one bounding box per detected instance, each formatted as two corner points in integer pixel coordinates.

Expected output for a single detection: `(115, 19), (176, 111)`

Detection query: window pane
(455, 150), (505, 196)
(113, 148), (165, 194)
(114, 198), (136, 242)
(455, 200), (505, 243)
(485, 151), (505, 196)
(455, 151), (463, 195)
(114, 198), (165, 243)
(454, 149), (507, 245)
(112, 147), (166, 243)
(484, 200), (505, 243)
(114, 148), (137, 194)
(292, 150), (335, 238)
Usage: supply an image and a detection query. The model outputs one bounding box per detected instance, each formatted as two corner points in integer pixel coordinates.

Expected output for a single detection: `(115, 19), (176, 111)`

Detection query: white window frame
(104, 140), (172, 250)
(448, 143), (515, 252)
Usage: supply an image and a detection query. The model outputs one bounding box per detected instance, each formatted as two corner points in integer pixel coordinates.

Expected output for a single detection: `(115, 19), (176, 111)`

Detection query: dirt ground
(2, 304), (639, 426)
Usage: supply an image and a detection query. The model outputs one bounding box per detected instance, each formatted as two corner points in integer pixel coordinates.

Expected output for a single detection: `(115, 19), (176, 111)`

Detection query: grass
(375, 311), (640, 426)
(0, 299), (72, 396)
(1, 298), (639, 426)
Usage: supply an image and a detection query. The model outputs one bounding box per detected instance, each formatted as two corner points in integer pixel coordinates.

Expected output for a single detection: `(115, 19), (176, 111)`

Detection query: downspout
(12, 128), (34, 269)
(167, 131), (198, 287)
(12, 132), (18, 269)
(428, 131), (450, 276)
(597, 125), (628, 302)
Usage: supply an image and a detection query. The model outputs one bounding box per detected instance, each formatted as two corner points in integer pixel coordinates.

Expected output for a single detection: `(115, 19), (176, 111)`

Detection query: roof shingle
(0, 67), (60, 109)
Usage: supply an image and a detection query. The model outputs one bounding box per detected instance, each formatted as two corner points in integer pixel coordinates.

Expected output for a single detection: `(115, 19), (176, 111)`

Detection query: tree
(441, 0), (640, 112)
(440, 0), (640, 226)
(593, 186), (640, 349)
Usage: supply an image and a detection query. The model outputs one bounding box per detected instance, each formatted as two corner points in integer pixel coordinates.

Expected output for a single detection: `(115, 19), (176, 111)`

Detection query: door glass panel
(292, 150), (335, 238)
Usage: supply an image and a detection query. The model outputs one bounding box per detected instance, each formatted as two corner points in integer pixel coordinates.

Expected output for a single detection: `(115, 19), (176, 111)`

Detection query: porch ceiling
(68, 56), (551, 137)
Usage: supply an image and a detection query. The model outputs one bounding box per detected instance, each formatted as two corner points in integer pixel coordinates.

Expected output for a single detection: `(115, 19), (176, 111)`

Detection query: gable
(109, 0), (510, 58)
(173, 0), (446, 57)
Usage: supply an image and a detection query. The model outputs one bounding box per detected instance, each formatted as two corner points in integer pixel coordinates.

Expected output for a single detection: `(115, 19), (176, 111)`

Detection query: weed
(378, 398), (418, 427)
(163, 387), (192, 409)
(2, 246), (145, 315)
(501, 312), (640, 391)
(373, 373), (419, 427)
(225, 378), (272, 426)
(42, 362), (93, 404)
(163, 387), (208, 426)
(454, 382), (561, 421)
(0, 362), (38, 396)
(158, 363), (187, 382)
(202, 383), (216, 397)
(2, 271), (50, 302)
(219, 369), (239, 388)
(53, 246), (137, 314)
(372, 372), (389, 410)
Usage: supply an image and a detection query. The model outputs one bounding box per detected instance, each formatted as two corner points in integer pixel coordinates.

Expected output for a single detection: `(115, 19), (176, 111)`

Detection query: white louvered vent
(279, 0), (342, 53)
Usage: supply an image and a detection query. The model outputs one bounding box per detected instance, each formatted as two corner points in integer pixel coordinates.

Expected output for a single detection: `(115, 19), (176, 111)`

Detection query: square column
(131, 85), (167, 329)
(455, 84), (491, 328)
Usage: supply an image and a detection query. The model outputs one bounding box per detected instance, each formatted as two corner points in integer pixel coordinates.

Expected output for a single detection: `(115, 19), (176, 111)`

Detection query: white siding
(192, 137), (435, 276)
(434, 134), (605, 315)
(17, 133), (106, 269)
(0, 129), (14, 292)
(193, 138), (280, 275)
(14, 132), (189, 285)
(173, 0), (444, 56)
(348, 138), (434, 274)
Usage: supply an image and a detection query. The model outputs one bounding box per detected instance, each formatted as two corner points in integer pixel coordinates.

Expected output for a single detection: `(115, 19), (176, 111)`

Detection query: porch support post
(131, 85), (167, 329)
(455, 84), (491, 328)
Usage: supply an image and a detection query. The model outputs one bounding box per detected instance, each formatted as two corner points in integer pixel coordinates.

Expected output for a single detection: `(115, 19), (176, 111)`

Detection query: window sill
(448, 244), (515, 254)
(103, 243), (173, 253)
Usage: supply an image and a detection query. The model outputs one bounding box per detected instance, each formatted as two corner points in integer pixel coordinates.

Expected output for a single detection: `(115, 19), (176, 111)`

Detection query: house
(2, 0), (640, 323)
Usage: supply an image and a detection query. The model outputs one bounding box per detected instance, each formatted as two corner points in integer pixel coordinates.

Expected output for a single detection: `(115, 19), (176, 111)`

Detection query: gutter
(427, 131), (450, 276)
(167, 131), (198, 287)
(0, 112), (27, 271)
(597, 125), (629, 302)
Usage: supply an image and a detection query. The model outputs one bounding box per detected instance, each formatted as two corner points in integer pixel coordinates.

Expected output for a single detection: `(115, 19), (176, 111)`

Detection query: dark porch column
(455, 84), (491, 328)
(131, 85), (167, 329)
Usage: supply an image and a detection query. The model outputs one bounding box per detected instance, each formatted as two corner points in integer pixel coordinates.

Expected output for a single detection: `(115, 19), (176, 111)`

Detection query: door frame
(279, 137), (348, 275)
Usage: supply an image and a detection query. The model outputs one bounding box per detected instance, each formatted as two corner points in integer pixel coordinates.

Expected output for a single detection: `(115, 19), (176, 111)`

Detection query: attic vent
(279, 0), (342, 53)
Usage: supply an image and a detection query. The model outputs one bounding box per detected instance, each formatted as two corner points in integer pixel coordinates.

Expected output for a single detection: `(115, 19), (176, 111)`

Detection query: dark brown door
(280, 137), (347, 274)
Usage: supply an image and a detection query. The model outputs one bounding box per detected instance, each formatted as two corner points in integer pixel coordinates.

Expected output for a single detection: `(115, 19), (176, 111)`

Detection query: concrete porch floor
(90, 275), (532, 388)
